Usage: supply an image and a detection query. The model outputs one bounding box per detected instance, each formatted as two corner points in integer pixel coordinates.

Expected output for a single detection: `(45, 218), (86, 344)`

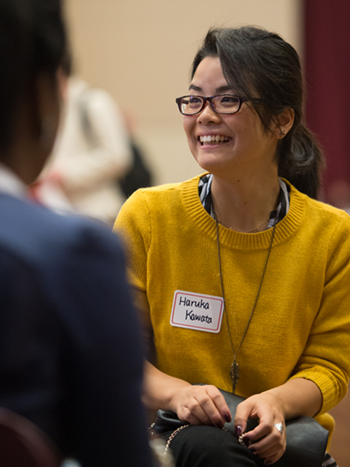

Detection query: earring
(279, 129), (286, 137)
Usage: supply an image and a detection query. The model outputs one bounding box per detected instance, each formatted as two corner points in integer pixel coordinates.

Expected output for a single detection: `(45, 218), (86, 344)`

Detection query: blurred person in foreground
(115, 26), (350, 466)
(0, 0), (153, 466)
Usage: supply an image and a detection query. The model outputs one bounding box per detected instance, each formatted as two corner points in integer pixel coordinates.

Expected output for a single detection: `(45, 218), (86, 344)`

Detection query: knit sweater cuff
(289, 371), (341, 414)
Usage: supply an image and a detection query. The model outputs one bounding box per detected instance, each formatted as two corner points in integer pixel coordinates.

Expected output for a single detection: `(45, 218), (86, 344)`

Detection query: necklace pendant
(230, 359), (240, 393)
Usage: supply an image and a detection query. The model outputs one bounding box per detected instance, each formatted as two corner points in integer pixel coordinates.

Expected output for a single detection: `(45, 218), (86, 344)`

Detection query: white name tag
(170, 290), (224, 333)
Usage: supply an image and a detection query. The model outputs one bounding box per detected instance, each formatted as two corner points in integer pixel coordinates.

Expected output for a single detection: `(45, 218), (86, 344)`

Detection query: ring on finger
(238, 435), (246, 447)
(238, 435), (252, 447)
(274, 422), (284, 435)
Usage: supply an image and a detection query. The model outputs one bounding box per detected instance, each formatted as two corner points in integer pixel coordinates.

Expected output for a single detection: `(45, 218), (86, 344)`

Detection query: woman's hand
(142, 362), (232, 428)
(234, 393), (286, 465)
(170, 384), (232, 428)
(233, 378), (322, 465)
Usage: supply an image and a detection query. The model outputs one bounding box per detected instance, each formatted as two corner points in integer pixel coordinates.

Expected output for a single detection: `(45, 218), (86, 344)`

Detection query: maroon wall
(304, 0), (350, 204)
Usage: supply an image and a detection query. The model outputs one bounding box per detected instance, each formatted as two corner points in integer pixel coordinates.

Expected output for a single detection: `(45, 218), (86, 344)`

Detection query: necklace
(214, 213), (277, 393)
(216, 214), (271, 233)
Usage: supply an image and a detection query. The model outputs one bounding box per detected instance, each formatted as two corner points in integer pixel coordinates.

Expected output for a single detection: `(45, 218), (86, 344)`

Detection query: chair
(0, 407), (61, 467)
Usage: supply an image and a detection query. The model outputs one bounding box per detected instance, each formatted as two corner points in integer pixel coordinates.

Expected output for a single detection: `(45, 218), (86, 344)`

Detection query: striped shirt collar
(198, 173), (290, 229)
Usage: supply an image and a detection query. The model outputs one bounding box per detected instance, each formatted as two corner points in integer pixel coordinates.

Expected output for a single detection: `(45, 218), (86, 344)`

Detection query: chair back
(0, 407), (61, 467)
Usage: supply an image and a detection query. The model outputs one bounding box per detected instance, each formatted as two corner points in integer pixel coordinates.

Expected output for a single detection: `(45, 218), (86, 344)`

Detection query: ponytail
(278, 124), (325, 199)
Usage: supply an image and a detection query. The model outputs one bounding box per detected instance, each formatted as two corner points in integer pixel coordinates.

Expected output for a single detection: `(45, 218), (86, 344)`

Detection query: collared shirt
(0, 162), (27, 199)
(198, 173), (290, 228)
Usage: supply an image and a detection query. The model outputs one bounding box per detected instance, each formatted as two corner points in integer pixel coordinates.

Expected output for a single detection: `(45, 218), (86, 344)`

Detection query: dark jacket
(0, 193), (152, 467)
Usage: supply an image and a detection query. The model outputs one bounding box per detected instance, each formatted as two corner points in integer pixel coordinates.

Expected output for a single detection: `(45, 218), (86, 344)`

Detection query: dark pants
(160, 425), (264, 467)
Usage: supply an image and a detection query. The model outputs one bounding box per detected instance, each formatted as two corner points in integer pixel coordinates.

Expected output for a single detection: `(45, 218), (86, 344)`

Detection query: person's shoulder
(125, 175), (200, 203)
(289, 184), (350, 231)
(117, 175), (202, 227)
(0, 194), (122, 264)
(306, 193), (350, 222)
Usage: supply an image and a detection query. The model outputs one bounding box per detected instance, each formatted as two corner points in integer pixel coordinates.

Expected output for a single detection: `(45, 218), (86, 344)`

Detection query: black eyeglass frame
(175, 94), (249, 116)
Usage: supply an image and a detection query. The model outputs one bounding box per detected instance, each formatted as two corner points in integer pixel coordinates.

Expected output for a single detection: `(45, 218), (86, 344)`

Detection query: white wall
(65, 0), (303, 185)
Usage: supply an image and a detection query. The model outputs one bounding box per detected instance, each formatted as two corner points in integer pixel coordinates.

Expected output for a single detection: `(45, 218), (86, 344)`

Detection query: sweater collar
(181, 174), (306, 250)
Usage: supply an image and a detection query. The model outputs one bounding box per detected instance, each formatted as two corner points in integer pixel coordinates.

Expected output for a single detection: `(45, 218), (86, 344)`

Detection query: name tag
(170, 290), (224, 333)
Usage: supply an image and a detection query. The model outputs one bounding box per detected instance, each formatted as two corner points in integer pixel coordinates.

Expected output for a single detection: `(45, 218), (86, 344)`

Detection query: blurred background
(63, 0), (350, 463)
(64, 0), (302, 187)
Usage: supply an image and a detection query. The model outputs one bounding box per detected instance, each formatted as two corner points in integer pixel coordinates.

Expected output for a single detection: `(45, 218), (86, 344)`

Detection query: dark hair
(192, 27), (324, 199)
(0, 0), (67, 151)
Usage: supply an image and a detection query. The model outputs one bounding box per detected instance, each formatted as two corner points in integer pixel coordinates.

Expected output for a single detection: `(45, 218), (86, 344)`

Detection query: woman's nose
(198, 100), (221, 123)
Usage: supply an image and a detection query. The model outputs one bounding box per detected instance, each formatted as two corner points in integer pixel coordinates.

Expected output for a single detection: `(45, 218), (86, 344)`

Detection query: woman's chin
(194, 153), (233, 174)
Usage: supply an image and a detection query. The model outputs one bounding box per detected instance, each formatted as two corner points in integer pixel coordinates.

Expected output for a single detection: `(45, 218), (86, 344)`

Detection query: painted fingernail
(225, 413), (231, 423)
(215, 422), (224, 429)
(234, 425), (243, 437)
(242, 435), (252, 447)
(249, 446), (257, 453)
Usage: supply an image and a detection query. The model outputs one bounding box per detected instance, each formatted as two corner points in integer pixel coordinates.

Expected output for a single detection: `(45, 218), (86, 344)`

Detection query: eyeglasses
(175, 94), (248, 116)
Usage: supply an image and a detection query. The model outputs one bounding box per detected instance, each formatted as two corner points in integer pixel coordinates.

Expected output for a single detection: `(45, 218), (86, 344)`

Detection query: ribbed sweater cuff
(289, 371), (340, 414)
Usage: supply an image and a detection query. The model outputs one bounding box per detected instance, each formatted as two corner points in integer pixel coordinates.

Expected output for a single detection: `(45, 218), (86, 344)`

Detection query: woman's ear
(36, 73), (60, 153)
(20, 73), (60, 184)
(272, 108), (295, 139)
(56, 66), (69, 102)
(1, 73), (61, 185)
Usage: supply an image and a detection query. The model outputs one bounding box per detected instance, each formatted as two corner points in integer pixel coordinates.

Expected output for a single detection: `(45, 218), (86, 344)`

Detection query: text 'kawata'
(170, 290), (224, 333)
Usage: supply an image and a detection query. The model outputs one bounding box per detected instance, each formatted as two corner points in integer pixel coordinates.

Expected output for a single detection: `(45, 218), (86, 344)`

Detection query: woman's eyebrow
(188, 84), (202, 92)
(216, 85), (233, 93)
(188, 84), (234, 94)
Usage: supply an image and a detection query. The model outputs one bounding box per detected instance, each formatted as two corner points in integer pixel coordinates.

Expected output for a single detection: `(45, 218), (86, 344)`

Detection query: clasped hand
(171, 385), (286, 465)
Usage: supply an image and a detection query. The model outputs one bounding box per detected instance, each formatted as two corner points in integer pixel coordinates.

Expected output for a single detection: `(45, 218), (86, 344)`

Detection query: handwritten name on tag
(170, 290), (224, 333)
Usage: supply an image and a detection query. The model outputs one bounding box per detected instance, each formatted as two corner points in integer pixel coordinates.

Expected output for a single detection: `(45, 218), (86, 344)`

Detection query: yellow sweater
(115, 175), (350, 439)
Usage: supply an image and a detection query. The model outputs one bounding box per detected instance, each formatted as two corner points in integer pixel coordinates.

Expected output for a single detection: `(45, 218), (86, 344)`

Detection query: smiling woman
(181, 56), (286, 199)
(115, 26), (350, 467)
